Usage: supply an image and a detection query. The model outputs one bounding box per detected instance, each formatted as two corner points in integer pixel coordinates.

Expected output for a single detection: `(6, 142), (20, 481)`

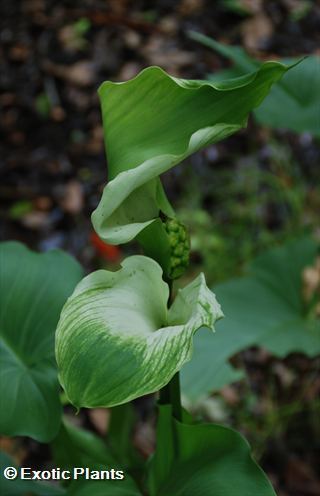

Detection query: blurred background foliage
(176, 137), (319, 286)
(0, 1), (319, 495)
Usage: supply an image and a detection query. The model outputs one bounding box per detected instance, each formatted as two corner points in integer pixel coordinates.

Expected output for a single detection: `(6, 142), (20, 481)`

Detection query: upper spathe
(92, 63), (289, 247)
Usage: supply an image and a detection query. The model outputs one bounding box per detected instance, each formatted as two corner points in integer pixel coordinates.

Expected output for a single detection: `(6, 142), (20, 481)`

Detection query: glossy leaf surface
(56, 256), (223, 408)
(0, 242), (83, 442)
(148, 405), (276, 496)
(92, 63), (289, 250)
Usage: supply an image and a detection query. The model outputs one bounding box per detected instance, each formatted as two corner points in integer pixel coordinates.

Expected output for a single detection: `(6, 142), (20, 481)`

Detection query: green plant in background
(0, 243), (83, 443)
(181, 237), (320, 401)
(2, 59), (318, 495)
(175, 138), (316, 286)
(189, 32), (320, 136)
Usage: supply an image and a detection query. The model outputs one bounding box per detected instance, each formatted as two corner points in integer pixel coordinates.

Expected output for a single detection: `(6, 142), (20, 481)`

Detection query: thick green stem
(159, 278), (183, 422)
(159, 372), (182, 421)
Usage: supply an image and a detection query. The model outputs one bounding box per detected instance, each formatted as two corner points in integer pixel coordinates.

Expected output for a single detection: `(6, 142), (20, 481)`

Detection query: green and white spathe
(55, 256), (223, 408)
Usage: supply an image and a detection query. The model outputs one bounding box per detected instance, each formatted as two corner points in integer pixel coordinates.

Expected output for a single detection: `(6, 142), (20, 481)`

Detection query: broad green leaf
(0, 451), (66, 496)
(51, 421), (141, 495)
(0, 242), (83, 442)
(55, 256), (223, 408)
(255, 56), (320, 135)
(92, 62), (289, 262)
(190, 32), (320, 135)
(181, 237), (320, 400)
(148, 404), (276, 496)
(181, 328), (244, 401)
(51, 421), (118, 472)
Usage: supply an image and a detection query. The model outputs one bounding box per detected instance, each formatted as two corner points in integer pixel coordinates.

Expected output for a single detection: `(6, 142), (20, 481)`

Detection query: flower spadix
(55, 256), (223, 408)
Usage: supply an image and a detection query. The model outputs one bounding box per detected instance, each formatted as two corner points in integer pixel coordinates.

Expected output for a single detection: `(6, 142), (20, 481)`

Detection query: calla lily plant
(55, 60), (293, 495)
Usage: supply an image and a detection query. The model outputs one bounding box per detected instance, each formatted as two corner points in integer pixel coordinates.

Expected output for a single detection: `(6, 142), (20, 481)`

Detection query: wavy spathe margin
(92, 63), (289, 245)
(92, 62), (288, 244)
(55, 256), (223, 408)
(92, 123), (240, 243)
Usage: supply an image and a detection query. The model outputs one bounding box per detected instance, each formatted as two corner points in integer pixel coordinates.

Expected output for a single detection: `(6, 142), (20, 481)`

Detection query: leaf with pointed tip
(0, 242), (83, 442)
(189, 32), (319, 135)
(148, 405), (276, 496)
(181, 237), (319, 401)
(92, 63), (289, 272)
(55, 256), (223, 408)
